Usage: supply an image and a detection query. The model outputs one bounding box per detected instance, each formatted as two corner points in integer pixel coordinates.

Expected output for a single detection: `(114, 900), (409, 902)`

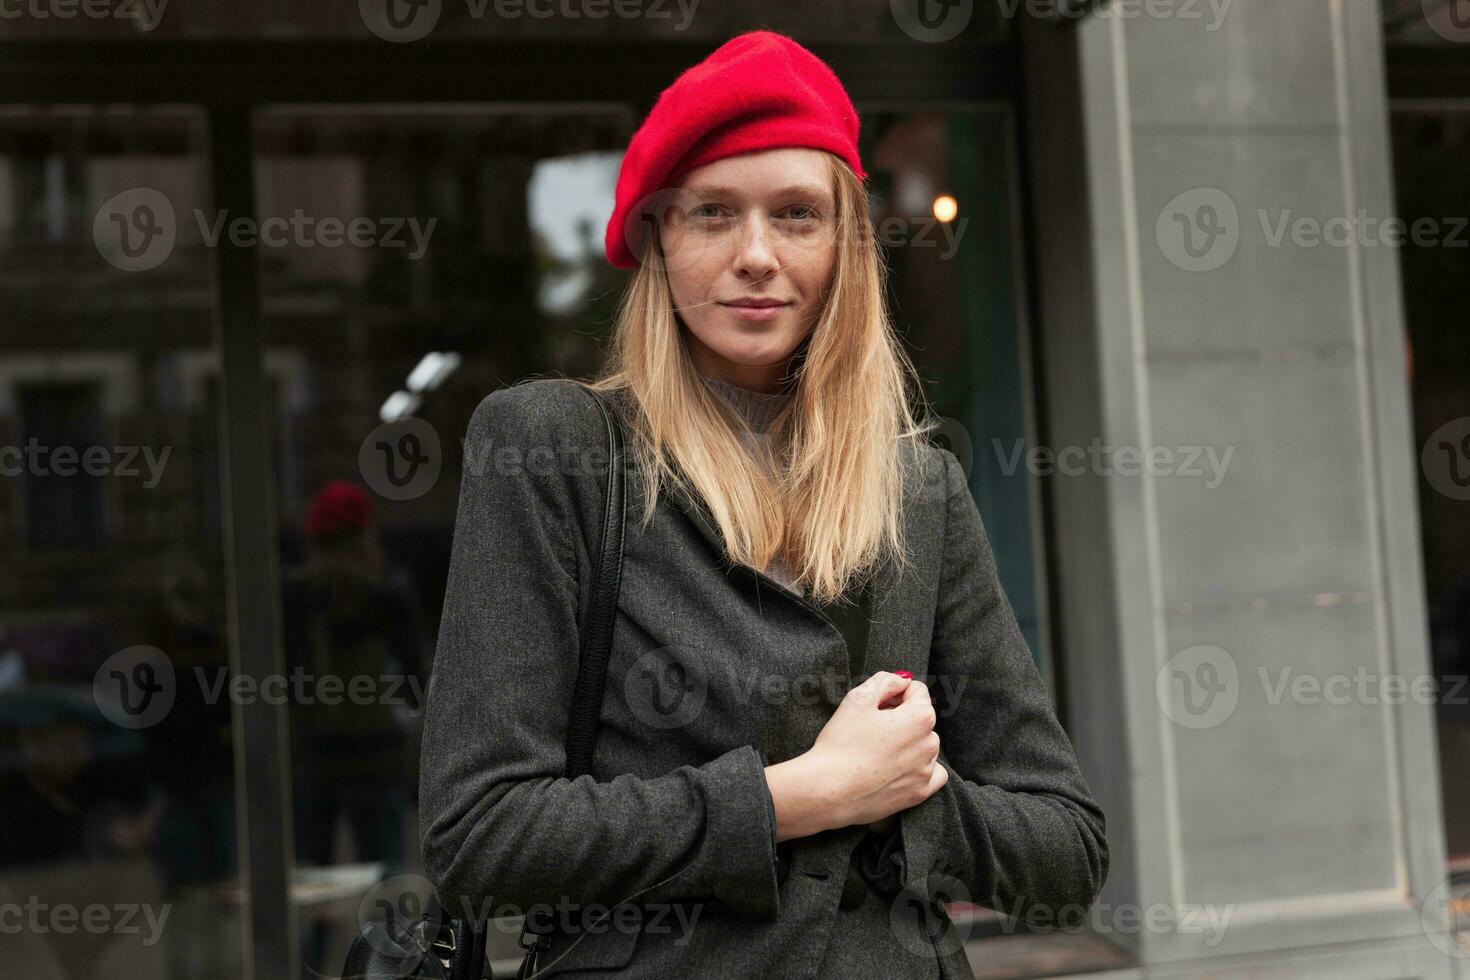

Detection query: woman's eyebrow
(684, 183), (833, 201)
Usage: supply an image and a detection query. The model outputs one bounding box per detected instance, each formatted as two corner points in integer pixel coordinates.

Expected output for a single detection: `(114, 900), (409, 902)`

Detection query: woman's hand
(764, 671), (947, 843)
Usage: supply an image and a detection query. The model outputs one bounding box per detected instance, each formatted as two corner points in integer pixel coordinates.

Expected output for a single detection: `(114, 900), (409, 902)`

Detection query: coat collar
(602, 385), (942, 687)
(657, 438), (939, 687)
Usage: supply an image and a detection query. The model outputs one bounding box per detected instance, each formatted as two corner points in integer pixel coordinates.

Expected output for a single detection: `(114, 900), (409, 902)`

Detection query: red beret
(305, 480), (373, 538)
(604, 30), (866, 270)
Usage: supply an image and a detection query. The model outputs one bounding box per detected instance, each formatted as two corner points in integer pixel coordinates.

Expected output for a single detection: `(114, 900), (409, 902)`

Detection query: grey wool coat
(419, 378), (1108, 979)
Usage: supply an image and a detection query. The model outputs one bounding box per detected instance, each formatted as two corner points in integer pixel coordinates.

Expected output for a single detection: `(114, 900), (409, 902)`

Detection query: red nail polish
(894, 669), (912, 679)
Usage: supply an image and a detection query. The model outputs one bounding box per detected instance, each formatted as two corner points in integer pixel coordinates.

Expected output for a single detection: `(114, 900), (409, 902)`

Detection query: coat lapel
(658, 437), (942, 686)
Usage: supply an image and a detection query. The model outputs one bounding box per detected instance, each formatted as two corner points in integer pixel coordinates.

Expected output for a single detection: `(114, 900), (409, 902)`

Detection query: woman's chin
(707, 330), (804, 363)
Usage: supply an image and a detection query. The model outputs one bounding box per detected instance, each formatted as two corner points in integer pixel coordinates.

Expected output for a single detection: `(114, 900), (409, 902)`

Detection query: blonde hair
(585, 153), (938, 605)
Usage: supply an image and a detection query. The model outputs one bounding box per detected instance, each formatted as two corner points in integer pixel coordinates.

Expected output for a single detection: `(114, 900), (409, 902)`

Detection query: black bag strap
(563, 384), (627, 778)
(514, 383), (627, 978)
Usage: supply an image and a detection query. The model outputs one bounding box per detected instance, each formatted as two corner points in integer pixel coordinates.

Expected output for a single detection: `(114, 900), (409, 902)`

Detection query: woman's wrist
(866, 813), (899, 835)
(764, 751), (843, 843)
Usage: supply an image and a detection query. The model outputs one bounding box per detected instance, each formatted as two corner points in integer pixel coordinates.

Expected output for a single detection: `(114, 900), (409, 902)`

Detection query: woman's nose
(734, 217), (779, 280)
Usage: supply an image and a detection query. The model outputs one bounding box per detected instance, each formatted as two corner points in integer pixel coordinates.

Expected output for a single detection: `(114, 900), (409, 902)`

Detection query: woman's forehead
(678, 149), (836, 195)
(681, 179), (834, 203)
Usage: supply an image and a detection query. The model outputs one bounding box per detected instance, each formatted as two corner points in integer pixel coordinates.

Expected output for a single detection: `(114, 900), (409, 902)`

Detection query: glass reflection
(0, 105), (242, 979)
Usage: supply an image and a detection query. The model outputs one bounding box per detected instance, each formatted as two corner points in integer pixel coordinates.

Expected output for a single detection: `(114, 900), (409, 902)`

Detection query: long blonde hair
(585, 153), (938, 605)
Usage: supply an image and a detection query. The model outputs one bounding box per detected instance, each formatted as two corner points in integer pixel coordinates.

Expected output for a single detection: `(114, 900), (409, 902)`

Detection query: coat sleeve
(418, 384), (782, 923)
(895, 448), (1109, 925)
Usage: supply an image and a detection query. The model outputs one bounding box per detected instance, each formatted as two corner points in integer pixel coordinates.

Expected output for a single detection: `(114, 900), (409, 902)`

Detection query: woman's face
(662, 148), (838, 393)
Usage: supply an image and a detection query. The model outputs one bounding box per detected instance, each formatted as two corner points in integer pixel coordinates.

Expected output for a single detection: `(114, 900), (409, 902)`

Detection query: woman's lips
(719, 301), (791, 322)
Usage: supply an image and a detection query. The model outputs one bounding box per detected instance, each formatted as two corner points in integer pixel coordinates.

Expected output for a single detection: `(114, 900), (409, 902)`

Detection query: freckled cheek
(672, 244), (732, 297)
(666, 262), (709, 311)
(793, 256), (836, 319)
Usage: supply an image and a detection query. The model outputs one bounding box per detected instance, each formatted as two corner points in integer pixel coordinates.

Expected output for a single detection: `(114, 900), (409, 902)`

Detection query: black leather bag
(340, 385), (627, 980)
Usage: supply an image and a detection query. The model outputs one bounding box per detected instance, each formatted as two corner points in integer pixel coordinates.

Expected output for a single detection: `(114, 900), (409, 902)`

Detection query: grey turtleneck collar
(699, 373), (792, 434)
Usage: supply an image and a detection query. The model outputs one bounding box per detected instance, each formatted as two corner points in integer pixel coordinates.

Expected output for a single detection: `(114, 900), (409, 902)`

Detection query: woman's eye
(691, 204), (728, 220)
(786, 205), (817, 220)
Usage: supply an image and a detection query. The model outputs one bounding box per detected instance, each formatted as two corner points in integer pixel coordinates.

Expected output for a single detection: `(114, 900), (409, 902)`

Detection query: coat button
(838, 863), (868, 910)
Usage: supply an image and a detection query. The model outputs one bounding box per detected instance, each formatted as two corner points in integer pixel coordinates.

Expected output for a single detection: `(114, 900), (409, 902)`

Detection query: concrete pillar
(1020, 1), (1451, 975)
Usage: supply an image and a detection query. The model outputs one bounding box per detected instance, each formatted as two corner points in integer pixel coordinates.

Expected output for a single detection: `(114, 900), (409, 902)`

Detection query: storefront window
(0, 105), (243, 980)
(253, 105), (638, 973)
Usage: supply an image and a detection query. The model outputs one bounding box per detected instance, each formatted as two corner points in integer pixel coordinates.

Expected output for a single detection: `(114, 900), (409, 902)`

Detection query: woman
(282, 481), (424, 972)
(420, 30), (1107, 979)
